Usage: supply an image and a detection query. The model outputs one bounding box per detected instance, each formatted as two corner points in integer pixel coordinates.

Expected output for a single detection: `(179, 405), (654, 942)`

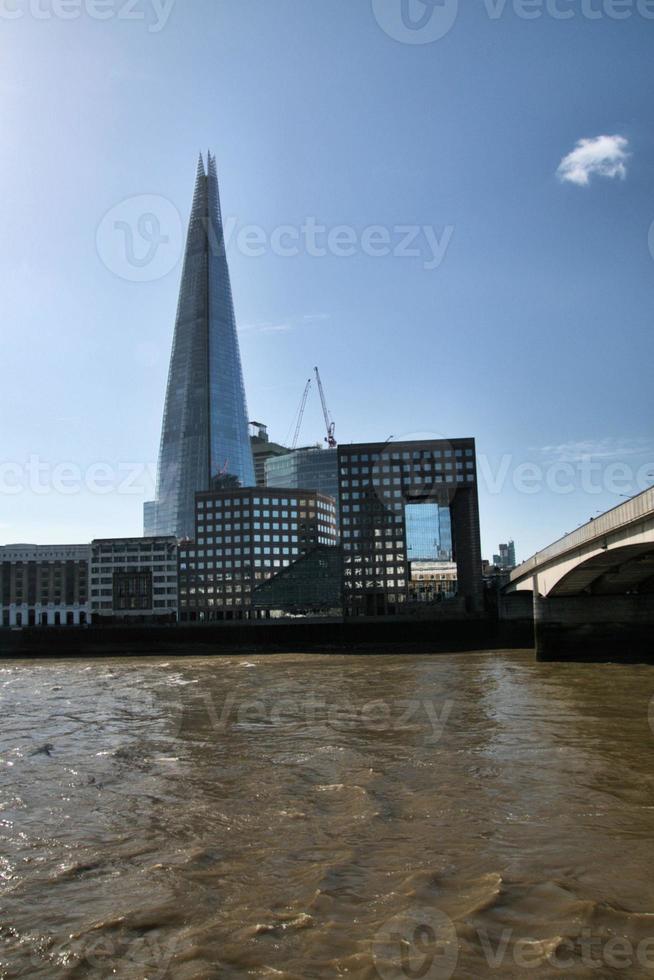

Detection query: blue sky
(1, 0), (653, 561)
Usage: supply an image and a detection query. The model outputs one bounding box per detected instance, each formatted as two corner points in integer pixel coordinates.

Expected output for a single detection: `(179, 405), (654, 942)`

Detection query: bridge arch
(548, 543), (654, 597)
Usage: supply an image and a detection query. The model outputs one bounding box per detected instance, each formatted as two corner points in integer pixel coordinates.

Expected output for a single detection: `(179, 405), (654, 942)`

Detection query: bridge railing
(510, 485), (654, 583)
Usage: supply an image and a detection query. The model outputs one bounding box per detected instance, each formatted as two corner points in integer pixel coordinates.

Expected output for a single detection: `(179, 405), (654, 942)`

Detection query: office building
(0, 544), (90, 627)
(265, 447), (339, 521)
(249, 422), (290, 487)
(493, 541), (516, 570)
(91, 537), (178, 624)
(150, 152), (255, 539)
(178, 487), (338, 621)
(339, 438), (483, 617)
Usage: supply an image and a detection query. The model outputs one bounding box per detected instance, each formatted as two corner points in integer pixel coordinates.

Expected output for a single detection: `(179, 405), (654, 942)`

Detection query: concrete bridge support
(534, 593), (654, 662)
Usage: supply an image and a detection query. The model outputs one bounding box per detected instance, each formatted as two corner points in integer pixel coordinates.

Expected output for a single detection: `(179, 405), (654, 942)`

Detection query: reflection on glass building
(405, 503), (453, 561)
(151, 153), (255, 540)
(265, 448), (340, 523)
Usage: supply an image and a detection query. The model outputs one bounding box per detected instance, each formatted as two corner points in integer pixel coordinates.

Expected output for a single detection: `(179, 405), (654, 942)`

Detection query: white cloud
(557, 135), (630, 187)
(536, 437), (652, 463)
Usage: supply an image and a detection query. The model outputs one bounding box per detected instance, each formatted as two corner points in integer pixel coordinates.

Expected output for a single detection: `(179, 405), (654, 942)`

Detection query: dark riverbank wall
(534, 594), (654, 664)
(0, 615), (533, 658)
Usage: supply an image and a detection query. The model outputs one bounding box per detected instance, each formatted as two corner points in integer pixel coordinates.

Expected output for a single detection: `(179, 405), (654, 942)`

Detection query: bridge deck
(510, 486), (654, 585)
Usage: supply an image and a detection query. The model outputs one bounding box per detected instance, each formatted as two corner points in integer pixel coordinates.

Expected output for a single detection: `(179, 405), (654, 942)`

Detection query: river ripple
(1, 651), (654, 979)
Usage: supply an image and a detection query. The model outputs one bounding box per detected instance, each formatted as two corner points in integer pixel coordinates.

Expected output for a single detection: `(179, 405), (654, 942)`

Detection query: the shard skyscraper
(147, 153), (255, 539)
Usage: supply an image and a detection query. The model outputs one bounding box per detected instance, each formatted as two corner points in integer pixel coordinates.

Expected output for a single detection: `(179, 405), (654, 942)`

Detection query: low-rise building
(0, 544), (90, 627)
(178, 487), (338, 622)
(90, 537), (178, 624)
(408, 561), (458, 602)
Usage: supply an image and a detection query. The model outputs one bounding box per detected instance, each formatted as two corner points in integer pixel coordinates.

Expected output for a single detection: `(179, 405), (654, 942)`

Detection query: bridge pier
(534, 593), (654, 663)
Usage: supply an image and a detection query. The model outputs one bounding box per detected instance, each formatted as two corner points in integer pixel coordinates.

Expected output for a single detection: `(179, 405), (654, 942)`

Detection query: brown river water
(1, 651), (654, 979)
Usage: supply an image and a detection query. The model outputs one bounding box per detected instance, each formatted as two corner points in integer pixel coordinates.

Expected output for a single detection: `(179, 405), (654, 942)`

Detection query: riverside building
(178, 487), (338, 621)
(0, 544), (90, 627)
(90, 537), (178, 624)
(338, 438), (483, 617)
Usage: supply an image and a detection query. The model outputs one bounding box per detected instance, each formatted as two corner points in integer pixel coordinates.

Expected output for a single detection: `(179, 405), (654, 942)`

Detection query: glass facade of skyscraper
(153, 153), (255, 540)
(265, 448), (339, 522)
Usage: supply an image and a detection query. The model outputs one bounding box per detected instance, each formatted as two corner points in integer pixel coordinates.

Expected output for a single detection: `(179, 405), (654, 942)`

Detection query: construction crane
(291, 378), (312, 450)
(314, 366), (337, 448)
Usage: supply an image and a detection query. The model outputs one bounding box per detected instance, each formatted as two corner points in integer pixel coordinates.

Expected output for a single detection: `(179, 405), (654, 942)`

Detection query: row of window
(3, 595), (86, 606)
(344, 580), (407, 590)
(91, 589), (176, 599)
(91, 574), (176, 583)
(179, 569), (278, 585)
(342, 460), (474, 475)
(198, 508), (327, 521)
(343, 448), (474, 462)
(94, 549), (173, 556)
(181, 556), (295, 573)
(198, 497), (334, 510)
(341, 476), (473, 492)
(94, 600), (174, 609)
(92, 560), (175, 569)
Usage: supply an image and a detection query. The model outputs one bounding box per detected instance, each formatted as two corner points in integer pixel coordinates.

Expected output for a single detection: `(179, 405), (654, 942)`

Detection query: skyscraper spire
(151, 152), (255, 539)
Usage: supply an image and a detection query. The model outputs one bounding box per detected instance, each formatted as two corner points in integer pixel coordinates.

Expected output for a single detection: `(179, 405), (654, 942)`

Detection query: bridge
(504, 487), (654, 661)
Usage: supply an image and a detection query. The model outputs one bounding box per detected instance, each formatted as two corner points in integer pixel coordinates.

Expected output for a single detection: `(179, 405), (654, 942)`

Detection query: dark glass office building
(151, 153), (255, 539)
(339, 438), (483, 617)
